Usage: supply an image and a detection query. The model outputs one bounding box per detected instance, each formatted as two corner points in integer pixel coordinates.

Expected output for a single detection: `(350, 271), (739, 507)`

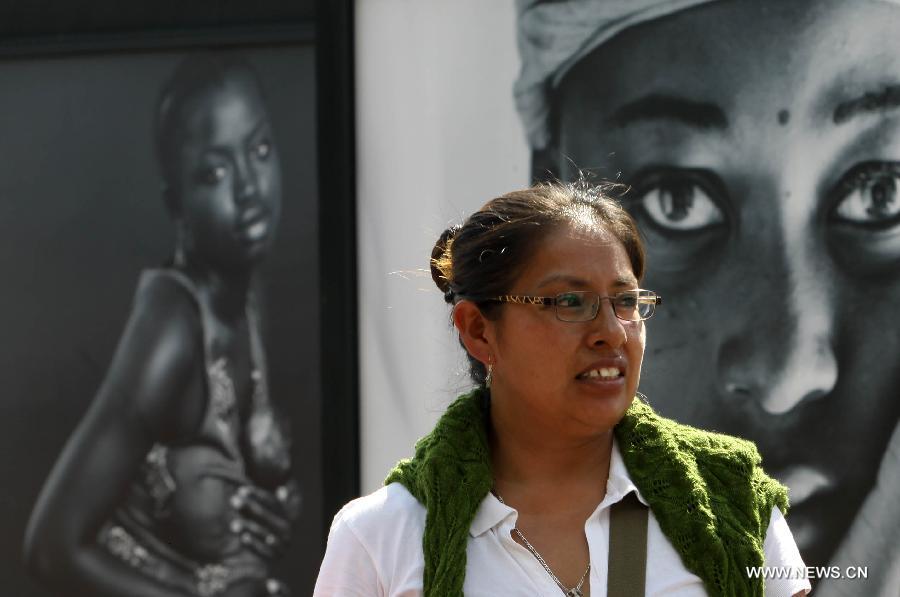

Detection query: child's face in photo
(173, 72), (282, 270)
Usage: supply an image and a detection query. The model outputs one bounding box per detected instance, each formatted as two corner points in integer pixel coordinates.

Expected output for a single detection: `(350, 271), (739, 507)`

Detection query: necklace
(494, 492), (591, 597)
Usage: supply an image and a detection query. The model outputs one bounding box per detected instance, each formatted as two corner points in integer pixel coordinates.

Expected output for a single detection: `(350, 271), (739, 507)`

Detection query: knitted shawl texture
(384, 389), (788, 597)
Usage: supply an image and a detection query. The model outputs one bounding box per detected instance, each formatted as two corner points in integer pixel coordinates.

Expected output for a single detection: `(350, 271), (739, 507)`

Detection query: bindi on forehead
(777, 109), (791, 126)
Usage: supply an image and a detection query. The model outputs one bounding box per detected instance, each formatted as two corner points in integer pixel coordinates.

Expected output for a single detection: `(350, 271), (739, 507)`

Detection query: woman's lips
(575, 357), (627, 386)
(242, 218), (269, 241)
(238, 208), (270, 242)
(775, 466), (835, 551)
(778, 466), (833, 506)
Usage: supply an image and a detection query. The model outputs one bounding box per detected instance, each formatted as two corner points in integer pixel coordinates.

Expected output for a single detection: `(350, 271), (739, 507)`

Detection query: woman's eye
(832, 162), (900, 227)
(199, 165), (228, 185)
(614, 292), (638, 308)
(827, 161), (900, 274)
(556, 293), (584, 308)
(254, 140), (272, 160)
(635, 176), (724, 232)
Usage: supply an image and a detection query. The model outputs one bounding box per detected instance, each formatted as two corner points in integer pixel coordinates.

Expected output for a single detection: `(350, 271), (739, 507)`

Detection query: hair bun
(430, 224), (461, 300)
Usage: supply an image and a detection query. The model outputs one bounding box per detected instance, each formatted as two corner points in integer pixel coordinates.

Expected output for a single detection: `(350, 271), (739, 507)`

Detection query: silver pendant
(565, 590), (583, 597)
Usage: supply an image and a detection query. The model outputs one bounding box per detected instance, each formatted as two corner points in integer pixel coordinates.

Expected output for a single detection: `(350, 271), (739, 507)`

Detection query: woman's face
(172, 71), (282, 271)
(554, 0), (900, 565)
(487, 223), (646, 438)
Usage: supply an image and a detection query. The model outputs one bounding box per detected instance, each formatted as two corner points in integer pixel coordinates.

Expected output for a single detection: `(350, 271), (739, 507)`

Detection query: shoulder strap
(245, 292), (270, 408)
(615, 397), (785, 596)
(607, 492), (648, 597)
(139, 268), (215, 372)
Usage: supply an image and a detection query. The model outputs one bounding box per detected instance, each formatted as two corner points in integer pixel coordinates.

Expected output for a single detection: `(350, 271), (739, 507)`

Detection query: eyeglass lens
(555, 291), (656, 322)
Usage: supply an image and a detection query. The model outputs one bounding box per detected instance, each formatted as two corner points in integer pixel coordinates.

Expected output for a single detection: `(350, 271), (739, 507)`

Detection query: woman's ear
(453, 300), (495, 367)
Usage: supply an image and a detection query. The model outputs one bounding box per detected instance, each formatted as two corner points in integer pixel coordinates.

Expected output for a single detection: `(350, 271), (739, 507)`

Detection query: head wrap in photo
(513, 0), (900, 149)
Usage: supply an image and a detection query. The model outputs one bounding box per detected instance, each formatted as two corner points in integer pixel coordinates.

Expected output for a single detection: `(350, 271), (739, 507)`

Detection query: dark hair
(431, 178), (645, 386)
(154, 52), (265, 215)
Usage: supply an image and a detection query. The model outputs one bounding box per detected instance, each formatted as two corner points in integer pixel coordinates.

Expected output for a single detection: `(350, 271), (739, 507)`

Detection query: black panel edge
(315, 0), (359, 541)
(0, 23), (315, 58)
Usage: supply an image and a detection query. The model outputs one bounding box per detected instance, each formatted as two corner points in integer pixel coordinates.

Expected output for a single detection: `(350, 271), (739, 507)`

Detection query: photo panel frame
(0, 2), (357, 595)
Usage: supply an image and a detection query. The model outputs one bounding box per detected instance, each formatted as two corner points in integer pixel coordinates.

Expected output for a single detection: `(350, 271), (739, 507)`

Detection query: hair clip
(478, 246), (507, 263)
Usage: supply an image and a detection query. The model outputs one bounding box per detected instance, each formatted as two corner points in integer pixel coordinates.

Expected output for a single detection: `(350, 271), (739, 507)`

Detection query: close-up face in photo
(553, 0), (900, 566)
(173, 71), (283, 271)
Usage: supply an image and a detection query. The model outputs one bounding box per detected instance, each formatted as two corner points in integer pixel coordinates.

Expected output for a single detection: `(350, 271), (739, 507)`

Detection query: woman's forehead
(515, 224), (637, 290)
(559, 0), (900, 122)
(176, 79), (268, 146)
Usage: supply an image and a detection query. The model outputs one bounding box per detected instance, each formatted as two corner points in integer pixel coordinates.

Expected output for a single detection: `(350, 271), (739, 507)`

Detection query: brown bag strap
(607, 492), (649, 597)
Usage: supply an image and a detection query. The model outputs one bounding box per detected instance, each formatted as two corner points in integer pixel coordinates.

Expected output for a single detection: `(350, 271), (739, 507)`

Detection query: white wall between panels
(355, 0), (528, 494)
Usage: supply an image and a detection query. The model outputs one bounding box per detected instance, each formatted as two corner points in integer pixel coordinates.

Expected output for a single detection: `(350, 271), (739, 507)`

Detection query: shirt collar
(606, 437), (650, 507)
(468, 438), (649, 538)
(470, 491), (514, 537)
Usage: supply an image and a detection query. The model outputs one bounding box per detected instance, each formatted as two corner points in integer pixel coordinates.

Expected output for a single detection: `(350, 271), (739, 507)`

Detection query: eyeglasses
(478, 289), (661, 322)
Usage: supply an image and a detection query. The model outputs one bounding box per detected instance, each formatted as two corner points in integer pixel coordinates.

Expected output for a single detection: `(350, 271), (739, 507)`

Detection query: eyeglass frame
(464, 289), (662, 322)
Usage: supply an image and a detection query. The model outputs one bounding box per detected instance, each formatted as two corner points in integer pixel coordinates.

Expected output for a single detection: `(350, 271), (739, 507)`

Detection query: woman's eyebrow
(249, 117), (269, 137)
(606, 93), (728, 130)
(534, 274), (637, 290)
(612, 276), (638, 288)
(199, 146), (231, 160)
(535, 274), (589, 290)
(833, 85), (900, 124)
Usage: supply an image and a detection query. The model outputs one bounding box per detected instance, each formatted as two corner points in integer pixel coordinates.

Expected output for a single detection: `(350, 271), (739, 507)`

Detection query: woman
(24, 54), (299, 597)
(314, 180), (810, 596)
(515, 0), (900, 590)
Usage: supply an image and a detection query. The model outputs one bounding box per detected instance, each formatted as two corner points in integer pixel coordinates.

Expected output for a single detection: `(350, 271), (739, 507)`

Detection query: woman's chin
(786, 475), (873, 570)
(570, 381), (634, 431)
(574, 374), (626, 396)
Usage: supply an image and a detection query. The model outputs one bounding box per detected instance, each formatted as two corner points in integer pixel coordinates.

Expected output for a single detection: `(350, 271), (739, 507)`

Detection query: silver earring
(485, 362), (493, 388)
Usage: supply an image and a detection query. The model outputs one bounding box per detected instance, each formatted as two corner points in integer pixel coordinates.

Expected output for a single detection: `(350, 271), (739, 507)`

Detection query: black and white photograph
(355, 1), (899, 595)
(0, 26), (335, 595)
(3, 0), (899, 595)
(515, 0), (900, 592)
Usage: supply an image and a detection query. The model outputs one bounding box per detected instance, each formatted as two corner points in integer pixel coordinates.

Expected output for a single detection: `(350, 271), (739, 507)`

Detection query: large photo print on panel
(516, 0), (899, 593)
(1, 46), (322, 596)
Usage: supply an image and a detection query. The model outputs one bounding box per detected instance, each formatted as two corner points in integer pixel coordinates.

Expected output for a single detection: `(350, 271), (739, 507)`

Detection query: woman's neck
(489, 395), (613, 510)
(182, 262), (252, 322)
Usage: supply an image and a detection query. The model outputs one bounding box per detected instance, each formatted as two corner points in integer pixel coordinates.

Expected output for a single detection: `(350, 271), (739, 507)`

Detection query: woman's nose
(716, 239), (838, 415)
(234, 155), (259, 203)
(587, 299), (628, 349)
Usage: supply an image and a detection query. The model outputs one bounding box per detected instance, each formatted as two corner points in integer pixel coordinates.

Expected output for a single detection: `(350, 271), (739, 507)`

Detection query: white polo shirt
(314, 441), (811, 596)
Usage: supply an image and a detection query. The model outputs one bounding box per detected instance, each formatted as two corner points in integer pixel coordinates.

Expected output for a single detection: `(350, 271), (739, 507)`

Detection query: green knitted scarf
(385, 389), (788, 596)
